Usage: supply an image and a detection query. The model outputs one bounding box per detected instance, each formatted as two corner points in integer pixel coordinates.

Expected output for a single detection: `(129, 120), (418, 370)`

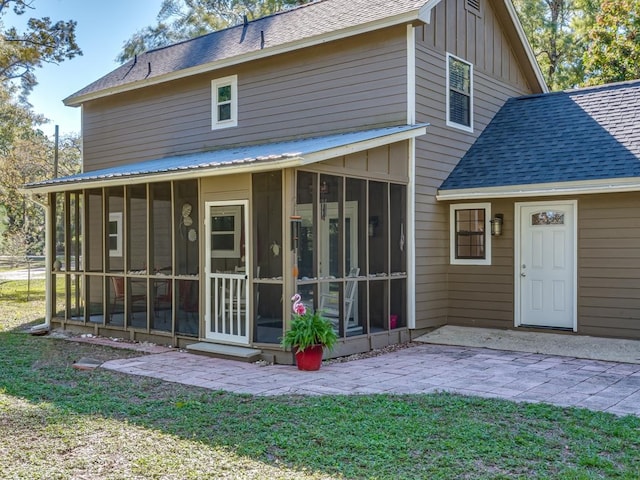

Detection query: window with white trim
(211, 75), (238, 129)
(108, 212), (123, 257)
(450, 203), (491, 265)
(446, 53), (473, 132)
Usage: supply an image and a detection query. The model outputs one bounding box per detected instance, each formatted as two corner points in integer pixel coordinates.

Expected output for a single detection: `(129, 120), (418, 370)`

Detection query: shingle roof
(65, 0), (432, 105)
(439, 80), (640, 192)
(24, 124), (427, 192)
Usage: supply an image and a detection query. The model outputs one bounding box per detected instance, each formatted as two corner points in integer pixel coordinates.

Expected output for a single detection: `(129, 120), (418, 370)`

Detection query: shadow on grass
(1, 330), (640, 479)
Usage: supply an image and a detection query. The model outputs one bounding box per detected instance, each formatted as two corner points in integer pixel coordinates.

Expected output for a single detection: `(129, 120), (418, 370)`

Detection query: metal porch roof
(25, 124), (427, 193)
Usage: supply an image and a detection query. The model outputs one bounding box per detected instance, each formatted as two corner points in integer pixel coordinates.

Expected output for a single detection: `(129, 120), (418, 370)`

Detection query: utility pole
(53, 125), (59, 178)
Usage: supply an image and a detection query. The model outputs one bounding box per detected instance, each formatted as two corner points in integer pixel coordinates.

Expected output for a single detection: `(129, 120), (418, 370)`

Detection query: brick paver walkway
(101, 344), (640, 416)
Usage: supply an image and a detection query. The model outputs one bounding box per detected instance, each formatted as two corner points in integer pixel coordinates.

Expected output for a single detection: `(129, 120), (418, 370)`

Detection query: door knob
(521, 272), (526, 277)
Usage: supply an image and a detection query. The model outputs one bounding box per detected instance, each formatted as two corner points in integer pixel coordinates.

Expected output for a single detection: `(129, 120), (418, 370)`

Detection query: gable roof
(64, 0), (437, 106)
(438, 80), (640, 200)
(64, 0), (545, 106)
(24, 124), (427, 194)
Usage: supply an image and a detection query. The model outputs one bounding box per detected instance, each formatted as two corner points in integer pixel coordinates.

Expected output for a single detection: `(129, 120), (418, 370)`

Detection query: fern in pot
(281, 294), (338, 371)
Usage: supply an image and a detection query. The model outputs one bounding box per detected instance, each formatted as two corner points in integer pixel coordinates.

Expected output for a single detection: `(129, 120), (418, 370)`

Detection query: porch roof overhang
(436, 176), (640, 201)
(24, 124), (427, 194)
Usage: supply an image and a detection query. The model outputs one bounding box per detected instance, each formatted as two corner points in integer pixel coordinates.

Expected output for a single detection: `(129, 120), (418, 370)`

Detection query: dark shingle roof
(65, 0), (431, 105)
(439, 80), (640, 192)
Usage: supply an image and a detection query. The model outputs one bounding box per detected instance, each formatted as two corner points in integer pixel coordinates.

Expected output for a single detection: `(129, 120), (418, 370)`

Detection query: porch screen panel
(252, 172), (283, 344)
(175, 180), (199, 276)
(252, 172), (283, 279)
(319, 174), (343, 279)
(128, 278), (148, 329)
(368, 279), (387, 333)
(69, 192), (83, 273)
(151, 183), (172, 275)
(87, 275), (104, 324)
(296, 171), (316, 280)
(346, 178), (367, 277)
(176, 279), (198, 336)
(253, 284), (283, 343)
(127, 185), (147, 273)
(85, 189), (103, 272)
(389, 184), (407, 275)
(106, 187), (125, 273)
(368, 182), (388, 276)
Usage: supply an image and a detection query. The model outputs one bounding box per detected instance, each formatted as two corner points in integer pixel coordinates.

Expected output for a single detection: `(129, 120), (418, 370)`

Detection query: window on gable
(446, 54), (473, 132)
(212, 75), (238, 130)
(450, 203), (491, 265)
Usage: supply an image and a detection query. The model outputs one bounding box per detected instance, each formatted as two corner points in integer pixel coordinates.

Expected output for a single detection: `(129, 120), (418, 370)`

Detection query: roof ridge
(142, 0), (328, 57)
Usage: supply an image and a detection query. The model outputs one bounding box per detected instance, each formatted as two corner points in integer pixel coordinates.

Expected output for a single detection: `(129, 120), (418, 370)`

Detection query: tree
(118, 0), (311, 63)
(0, 125), (81, 255)
(512, 0), (593, 90)
(0, 0), (81, 99)
(582, 0), (640, 85)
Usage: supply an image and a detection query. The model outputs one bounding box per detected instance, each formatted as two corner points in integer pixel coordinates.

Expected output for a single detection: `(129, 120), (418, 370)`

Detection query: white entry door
(205, 201), (250, 344)
(516, 201), (577, 331)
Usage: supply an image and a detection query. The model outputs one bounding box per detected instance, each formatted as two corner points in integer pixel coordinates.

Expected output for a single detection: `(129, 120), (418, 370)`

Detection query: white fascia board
(503, 0), (548, 93)
(418, 0), (442, 23)
(436, 177), (640, 201)
(64, 10), (430, 107)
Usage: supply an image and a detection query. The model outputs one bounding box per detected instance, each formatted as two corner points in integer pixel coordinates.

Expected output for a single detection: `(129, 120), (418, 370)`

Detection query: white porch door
(205, 201), (250, 344)
(516, 201), (577, 331)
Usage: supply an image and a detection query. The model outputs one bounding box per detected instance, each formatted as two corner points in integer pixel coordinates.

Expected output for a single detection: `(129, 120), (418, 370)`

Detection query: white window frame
(108, 212), (123, 257)
(446, 53), (474, 133)
(450, 203), (491, 265)
(211, 75), (238, 130)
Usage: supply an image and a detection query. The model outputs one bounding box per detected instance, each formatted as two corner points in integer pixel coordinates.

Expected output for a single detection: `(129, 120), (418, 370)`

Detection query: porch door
(516, 201), (577, 331)
(205, 201), (250, 344)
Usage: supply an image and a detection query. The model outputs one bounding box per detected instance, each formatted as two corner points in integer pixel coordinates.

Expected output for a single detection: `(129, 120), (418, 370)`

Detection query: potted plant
(282, 294), (338, 371)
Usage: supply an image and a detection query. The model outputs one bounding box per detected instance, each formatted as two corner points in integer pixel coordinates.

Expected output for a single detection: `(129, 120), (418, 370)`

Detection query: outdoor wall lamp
(491, 214), (504, 236)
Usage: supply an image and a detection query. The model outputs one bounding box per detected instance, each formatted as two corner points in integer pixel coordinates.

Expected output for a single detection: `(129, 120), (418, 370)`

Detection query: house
(24, 0), (547, 363)
(438, 80), (640, 339)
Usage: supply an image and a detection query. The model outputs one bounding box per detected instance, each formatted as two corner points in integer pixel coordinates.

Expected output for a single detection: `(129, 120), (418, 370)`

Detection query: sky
(7, 0), (164, 137)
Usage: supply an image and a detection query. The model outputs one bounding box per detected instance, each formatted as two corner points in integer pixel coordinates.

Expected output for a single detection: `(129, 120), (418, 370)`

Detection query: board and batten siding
(412, 0), (536, 330)
(578, 193), (640, 339)
(81, 26), (408, 172)
(446, 198), (515, 328)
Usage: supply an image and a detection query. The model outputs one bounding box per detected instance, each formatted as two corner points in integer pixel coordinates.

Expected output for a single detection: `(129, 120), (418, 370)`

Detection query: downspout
(28, 193), (52, 335)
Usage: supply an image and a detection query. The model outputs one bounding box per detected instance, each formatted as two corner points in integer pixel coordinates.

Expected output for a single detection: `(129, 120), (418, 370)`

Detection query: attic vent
(465, 0), (481, 16)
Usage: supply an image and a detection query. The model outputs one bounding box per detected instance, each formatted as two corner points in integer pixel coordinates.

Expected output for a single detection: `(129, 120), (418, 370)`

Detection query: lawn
(1, 280), (639, 479)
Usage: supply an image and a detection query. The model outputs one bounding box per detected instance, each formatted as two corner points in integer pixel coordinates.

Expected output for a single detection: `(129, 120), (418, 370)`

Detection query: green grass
(1, 280), (640, 479)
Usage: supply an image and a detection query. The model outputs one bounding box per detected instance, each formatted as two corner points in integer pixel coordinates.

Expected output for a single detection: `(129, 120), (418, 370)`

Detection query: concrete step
(186, 342), (262, 362)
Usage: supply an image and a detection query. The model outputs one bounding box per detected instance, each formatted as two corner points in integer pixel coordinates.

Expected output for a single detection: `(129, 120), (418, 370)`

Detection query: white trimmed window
(450, 203), (491, 265)
(446, 53), (473, 132)
(211, 75), (238, 129)
(108, 212), (123, 257)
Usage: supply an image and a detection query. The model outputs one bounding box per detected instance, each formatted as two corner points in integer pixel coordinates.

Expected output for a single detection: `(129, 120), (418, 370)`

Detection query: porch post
(30, 193), (53, 334)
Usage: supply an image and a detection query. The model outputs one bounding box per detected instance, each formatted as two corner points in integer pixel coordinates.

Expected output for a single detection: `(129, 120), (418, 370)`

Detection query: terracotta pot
(294, 344), (324, 371)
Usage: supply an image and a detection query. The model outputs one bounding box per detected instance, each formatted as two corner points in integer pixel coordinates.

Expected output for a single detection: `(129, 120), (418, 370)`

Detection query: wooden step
(186, 342), (262, 362)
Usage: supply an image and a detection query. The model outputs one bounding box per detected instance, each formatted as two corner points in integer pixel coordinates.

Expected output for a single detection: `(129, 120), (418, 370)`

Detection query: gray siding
(82, 26), (408, 172)
(413, 0), (535, 329)
(578, 193), (640, 339)
(446, 193), (640, 340)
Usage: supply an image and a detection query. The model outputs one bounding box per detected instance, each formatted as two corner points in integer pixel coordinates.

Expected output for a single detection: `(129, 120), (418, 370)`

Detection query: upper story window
(450, 203), (491, 265)
(212, 75), (238, 130)
(446, 53), (473, 133)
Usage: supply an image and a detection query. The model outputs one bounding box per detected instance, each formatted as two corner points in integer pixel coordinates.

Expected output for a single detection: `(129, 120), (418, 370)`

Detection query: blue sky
(8, 0), (163, 137)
